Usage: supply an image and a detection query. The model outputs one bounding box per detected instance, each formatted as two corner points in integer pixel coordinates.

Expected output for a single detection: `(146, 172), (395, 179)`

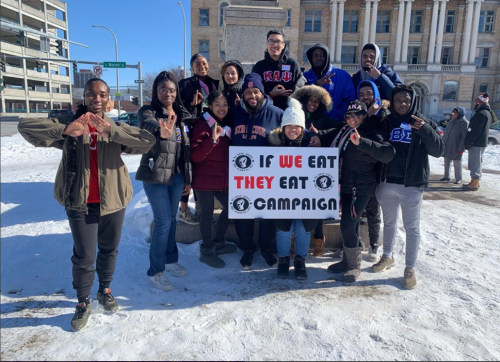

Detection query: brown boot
(312, 235), (326, 257)
(463, 179), (480, 190)
(290, 234), (295, 259)
(342, 246), (362, 283)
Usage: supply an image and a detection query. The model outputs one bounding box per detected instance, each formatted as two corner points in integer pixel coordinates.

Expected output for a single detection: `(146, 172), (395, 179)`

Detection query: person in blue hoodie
(304, 43), (355, 122)
(352, 43), (403, 102)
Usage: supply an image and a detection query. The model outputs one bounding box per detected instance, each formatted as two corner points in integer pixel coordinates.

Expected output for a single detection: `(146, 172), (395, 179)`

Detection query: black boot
(294, 256), (307, 280)
(240, 250), (254, 270)
(327, 249), (348, 273)
(199, 243), (225, 268)
(342, 246), (362, 283)
(261, 250), (278, 267)
(277, 256), (290, 278)
(214, 239), (237, 255)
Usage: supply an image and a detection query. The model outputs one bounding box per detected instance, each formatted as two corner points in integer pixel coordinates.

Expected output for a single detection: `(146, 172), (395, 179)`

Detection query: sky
(66, 0), (191, 88)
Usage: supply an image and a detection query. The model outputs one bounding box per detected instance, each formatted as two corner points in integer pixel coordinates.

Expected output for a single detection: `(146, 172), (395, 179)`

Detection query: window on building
(376, 10), (391, 33)
(410, 10), (423, 33)
(199, 40), (210, 61)
(443, 81), (458, 100)
(305, 10), (322, 32)
(475, 48), (490, 68)
(496, 85), (500, 102)
(441, 47), (452, 64)
(407, 47), (420, 64)
(285, 9), (292, 27)
(219, 3), (228, 27)
(199, 9), (209, 26)
(479, 84), (489, 93)
(341, 46), (357, 64)
(303, 45), (311, 64)
(479, 10), (495, 33)
(445, 10), (455, 33)
(379, 46), (389, 64)
(343, 10), (359, 33)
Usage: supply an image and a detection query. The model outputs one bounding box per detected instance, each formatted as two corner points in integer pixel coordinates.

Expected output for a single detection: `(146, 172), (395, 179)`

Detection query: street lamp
(91, 25), (121, 114)
(177, 1), (187, 79)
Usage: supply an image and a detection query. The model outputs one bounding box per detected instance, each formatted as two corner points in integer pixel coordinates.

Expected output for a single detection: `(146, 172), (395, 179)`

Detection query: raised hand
(159, 113), (177, 139)
(410, 115), (426, 130)
(270, 85), (292, 98)
(62, 113), (90, 137)
(309, 123), (319, 134)
(235, 93), (241, 106)
(350, 128), (361, 146)
(212, 124), (223, 142)
(317, 73), (336, 86)
(191, 90), (203, 106)
(366, 64), (381, 79)
(89, 113), (111, 138)
(367, 97), (381, 117)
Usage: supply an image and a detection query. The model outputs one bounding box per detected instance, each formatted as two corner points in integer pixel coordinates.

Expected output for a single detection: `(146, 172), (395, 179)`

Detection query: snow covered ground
(1, 134), (500, 361)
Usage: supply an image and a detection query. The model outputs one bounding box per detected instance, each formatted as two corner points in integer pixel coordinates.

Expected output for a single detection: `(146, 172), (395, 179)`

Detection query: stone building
(191, 0), (500, 120)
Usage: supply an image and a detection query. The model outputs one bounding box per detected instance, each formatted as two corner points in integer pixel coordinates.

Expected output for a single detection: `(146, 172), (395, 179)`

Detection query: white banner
(229, 146), (340, 219)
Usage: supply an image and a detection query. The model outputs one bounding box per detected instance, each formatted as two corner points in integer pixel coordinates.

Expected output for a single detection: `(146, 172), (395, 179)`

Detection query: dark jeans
(365, 195), (381, 247)
(143, 172), (185, 276)
(196, 190), (230, 248)
(314, 219), (324, 239)
(234, 219), (276, 253)
(340, 193), (371, 248)
(66, 204), (126, 300)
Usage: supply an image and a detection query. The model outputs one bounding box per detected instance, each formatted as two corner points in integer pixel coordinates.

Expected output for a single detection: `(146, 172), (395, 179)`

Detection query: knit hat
(345, 100), (368, 115)
(241, 73), (265, 95)
(477, 92), (490, 103)
(281, 98), (305, 129)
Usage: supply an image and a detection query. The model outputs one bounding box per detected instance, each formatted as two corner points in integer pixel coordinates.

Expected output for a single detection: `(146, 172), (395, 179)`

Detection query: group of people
(19, 28), (493, 332)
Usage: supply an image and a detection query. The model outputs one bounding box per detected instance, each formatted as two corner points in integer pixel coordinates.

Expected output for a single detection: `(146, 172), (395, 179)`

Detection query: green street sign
(103, 62), (126, 68)
(115, 93), (121, 96)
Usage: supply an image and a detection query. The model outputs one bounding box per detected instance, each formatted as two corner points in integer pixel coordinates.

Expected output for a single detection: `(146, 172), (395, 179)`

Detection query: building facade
(0, 0), (72, 117)
(73, 69), (99, 88)
(191, 0), (500, 120)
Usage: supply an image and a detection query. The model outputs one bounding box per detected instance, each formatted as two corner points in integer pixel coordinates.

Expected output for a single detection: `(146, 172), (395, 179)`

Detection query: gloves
(457, 151), (464, 156)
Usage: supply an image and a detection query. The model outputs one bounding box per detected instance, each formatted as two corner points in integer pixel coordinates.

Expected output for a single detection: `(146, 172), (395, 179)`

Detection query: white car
(489, 123), (500, 145)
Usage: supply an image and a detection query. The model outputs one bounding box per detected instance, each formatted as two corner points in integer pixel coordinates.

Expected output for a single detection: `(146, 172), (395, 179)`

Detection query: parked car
(48, 109), (74, 118)
(488, 123), (500, 145)
(116, 112), (138, 127)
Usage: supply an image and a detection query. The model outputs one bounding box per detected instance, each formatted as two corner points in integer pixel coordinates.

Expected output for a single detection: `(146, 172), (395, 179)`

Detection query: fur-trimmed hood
(291, 85), (333, 112)
(268, 127), (315, 147)
(268, 127), (285, 146)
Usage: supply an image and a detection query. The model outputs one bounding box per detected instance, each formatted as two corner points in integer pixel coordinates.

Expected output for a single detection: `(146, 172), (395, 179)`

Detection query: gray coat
(443, 108), (469, 160)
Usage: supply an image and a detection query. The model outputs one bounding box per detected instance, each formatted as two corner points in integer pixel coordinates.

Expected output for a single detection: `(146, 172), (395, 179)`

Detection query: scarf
(203, 112), (231, 139)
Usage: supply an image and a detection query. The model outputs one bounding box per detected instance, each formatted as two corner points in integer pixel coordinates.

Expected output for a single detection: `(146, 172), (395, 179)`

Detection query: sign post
(93, 65), (103, 75)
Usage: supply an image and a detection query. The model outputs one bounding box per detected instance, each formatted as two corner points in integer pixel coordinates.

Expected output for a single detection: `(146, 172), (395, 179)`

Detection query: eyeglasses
(345, 113), (364, 120)
(158, 88), (176, 95)
(267, 39), (285, 45)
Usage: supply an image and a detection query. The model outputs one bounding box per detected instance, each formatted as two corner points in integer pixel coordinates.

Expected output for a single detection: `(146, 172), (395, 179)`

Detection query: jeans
(444, 157), (463, 181)
(277, 220), (309, 258)
(66, 204), (125, 300)
(376, 182), (423, 269)
(468, 147), (486, 180)
(340, 193), (371, 248)
(143, 173), (185, 276)
(196, 190), (230, 248)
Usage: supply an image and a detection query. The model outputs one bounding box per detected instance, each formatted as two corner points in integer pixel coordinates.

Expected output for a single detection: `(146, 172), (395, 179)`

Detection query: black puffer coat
(220, 60), (244, 110)
(179, 75), (220, 119)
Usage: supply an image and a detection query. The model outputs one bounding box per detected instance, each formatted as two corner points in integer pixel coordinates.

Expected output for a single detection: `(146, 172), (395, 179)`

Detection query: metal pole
(138, 61), (143, 107)
(92, 25), (120, 114)
(177, 1), (187, 79)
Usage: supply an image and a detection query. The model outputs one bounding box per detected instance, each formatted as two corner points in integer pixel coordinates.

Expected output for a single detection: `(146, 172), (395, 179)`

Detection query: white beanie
(281, 98), (305, 129)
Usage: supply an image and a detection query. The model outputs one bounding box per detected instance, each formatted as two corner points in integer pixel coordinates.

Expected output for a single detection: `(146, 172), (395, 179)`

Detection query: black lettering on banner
(308, 155), (337, 169)
(259, 154), (274, 168)
(249, 198), (338, 211)
(279, 176), (309, 189)
(255, 198), (266, 210)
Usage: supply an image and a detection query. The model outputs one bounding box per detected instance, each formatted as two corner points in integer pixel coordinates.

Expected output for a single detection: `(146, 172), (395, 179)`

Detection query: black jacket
(179, 75), (220, 119)
(220, 60), (244, 110)
(320, 117), (395, 196)
(383, 88), (445, 188)
(136, 104), (192, 185)
(252, 48), (305, 111)
(464, 103), (492, 148)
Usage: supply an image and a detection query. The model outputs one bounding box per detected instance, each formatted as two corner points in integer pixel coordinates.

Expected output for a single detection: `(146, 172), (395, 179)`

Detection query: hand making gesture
(316, 73), (336, 86)
(410, 115), (426, 131)
(159, 113), (177, 139)
(62, 113), (91, 137)
(350, 128), (361, 146)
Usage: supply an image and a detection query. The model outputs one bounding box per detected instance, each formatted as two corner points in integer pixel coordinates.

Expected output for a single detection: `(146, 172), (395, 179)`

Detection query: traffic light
(0, 60), (5, 72)
(35, 61), (41, 72)
(72, 62), (77, 74)
(16, 31), (25, 47)
(0, 78), (4, 92)
(132, 97), (139, 106)
(55, 40), (63, 56)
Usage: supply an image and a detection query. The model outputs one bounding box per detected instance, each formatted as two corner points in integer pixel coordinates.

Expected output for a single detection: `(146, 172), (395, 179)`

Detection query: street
(1, 121), (19, 137)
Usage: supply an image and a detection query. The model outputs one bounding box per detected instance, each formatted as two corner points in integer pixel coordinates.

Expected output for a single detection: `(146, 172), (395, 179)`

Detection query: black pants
(340, 193), (371, 248)
(365, 195), (381, 247)
(234, 219), (276, 253)
(196, 190), (230, 248)
(314, 219), (324, 239)
(66, 204), (126, 300)
(180, 189), (198, 204)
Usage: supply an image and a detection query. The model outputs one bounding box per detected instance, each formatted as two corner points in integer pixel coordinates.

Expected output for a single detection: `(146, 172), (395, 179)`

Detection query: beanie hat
(477, 93), (489, 103)
(241, 73), (265, 95)
(345, 100), (368, 115)
(281, 98), (305, 129)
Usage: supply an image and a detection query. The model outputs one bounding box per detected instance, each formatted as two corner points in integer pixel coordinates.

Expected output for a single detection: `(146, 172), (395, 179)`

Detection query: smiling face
(266, 34), (286, 61)
(362, 49), (376, 68)
(359, 86), (374, 108)
(242, 87), (263, 111)
(311, 48), (326, 68)
(284, 125), (303, 140)
(157, 80), (177, 108)
(307, 96), (320, 113)
(84, 81), (109, 116)
(224, 65), (239, 86)
(192, 56), (209, 78)
(209, 95), (229, 121)
(345, 113), (366, 128)
(393, 91), (412, 116)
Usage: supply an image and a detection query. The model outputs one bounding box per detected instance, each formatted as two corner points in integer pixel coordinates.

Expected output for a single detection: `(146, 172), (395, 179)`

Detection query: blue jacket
(352, 64), (402, 101)
(231, 96), (284, 147)
(357, 80), (382, 114)
(304, 64), (355, 122)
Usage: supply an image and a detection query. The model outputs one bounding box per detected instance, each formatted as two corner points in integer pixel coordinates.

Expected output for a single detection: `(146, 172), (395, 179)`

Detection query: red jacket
(190, 117), (231, 191)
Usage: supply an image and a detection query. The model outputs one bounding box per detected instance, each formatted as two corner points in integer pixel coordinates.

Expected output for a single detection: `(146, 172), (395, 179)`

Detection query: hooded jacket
(220, 60), (244, 110)
(179, 75), (220, 119)
(443, 107), (469, 160)
(384, 86), (444, 188)
(231, 96), (284, 147)
(268, 127), (319, 232)
(18, 111), (156, 215)
(464, 103), (492, 148)
(291, 85), (340, 135)
(352, 43), (403, 101)
(304, 43), (355, 121)
(357, 80), (383, 114)
(252, 47), (305, 111)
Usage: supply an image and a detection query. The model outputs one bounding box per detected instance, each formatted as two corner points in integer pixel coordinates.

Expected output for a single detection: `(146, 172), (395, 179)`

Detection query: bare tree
(143, 64), (188, 102)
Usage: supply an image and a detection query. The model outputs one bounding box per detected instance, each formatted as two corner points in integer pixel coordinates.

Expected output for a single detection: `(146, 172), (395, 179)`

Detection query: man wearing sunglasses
(252, 29), (305, 111)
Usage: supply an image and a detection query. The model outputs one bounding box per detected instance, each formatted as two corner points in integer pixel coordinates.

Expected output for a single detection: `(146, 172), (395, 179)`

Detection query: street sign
(93, 65), (103, 75)
(134, 79), (145, 83)
(103, 62), (126, 68)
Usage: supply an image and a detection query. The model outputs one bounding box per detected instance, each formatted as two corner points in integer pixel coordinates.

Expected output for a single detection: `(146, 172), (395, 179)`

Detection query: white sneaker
(165, 262), (187, 277)
(149, 271), (173, 291)
(368, 245), (379, 262)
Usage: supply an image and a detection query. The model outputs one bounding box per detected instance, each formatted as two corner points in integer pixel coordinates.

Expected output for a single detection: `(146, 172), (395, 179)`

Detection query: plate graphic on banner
(229, 146), (340, 219)
(93, 65), (103, 76)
